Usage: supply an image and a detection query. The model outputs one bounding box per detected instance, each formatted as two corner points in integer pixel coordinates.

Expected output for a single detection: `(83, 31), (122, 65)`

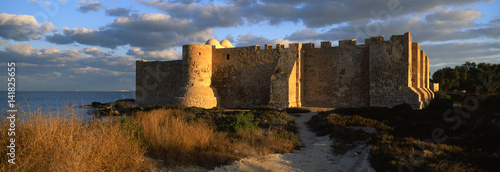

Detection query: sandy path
(212, 111), (375, 172)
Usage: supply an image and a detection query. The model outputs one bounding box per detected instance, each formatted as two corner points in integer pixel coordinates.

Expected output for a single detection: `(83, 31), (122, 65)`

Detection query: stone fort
(136, 32), (434, 109)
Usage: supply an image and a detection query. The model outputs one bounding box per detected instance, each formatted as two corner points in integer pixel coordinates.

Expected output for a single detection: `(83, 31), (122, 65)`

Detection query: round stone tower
(175, 44), (218, 108)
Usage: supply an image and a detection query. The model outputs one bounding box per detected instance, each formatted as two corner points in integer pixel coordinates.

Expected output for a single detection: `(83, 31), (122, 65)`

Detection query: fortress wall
(420, 51), (432, 103)
(425, 56), (434, 99)
(411, 43), (426, 106)
(368, 33), (421, 108)
(301, 41), (370, 108)
(211, 45), (282, 108)
(269, 43), (301, 108)
(136, 60), (183, 106)
(289, 61), (299, 106)
(411, 43), (421, 88)
(136, 32), (431, 109)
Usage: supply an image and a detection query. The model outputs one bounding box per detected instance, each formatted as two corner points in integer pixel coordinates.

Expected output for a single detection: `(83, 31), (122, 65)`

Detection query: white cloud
(127, 48), (181, 60)
(82, 47), (107, 56)
(0, 13), (56, 41)
(46, 13), (213, 49)
(105, 7), (132, 17)
(234, 33), (270, 47)
(138, 0), (494, 28)
(38, 47), (60, 55)
(283, 8), (498, 43)
(5, 44), (38, 56)
(422, 42), (500, 73)
(113, 13), (192, 32)
(0, 45), (137, 90)
(78, 0), (104, 13)
(71, 67), (129, 76)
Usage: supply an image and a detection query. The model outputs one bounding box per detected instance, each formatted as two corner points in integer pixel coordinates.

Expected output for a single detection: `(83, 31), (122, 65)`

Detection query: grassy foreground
(308, 94), (500, 171)
(0, 107), (149, 171)
(1, 105), (301, 171)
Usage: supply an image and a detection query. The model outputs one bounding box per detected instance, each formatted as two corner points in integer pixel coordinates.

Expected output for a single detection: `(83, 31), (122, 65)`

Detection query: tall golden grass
(0, 106), (299, 171)
(0, 106), (150, 171)
(135, 109), (296, 168)
(135, 109), (234, 167)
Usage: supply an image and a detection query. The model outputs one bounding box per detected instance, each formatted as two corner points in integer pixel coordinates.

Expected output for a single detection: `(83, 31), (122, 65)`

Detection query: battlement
(136, 32), (433, 110)
(339, 39), (356, 46)
(203, 33), (411, 52)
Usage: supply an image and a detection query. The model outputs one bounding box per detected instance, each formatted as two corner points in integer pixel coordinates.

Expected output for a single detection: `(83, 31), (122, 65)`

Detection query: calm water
(1, 91), (135, 120)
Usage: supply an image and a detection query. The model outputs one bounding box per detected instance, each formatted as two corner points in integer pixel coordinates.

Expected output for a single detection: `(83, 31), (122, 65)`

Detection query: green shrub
(285, 107), (311, 113)
(114, 101), (132, 109)
(118, 117), (144, 143)
(254, 105), (278, 111)
(273, 130), (302, 148)
(221, 112), (257, 133)
(391, 103), (414, 112)
(427, 94), (453, 110)
(164, 104), (186, 110)
(143, 104), (165, 111)
(90, 101), (107, 108)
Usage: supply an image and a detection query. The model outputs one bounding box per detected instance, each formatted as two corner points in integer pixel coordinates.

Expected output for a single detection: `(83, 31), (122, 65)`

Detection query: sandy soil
(211, 111), (376, 172)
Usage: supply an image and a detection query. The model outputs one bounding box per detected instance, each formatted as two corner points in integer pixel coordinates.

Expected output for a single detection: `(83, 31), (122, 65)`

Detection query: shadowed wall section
(301, 40), (370, 108)
(211, 45), (281, 108)
(136, 60), (182, 106)
(367, 33), (422, 109)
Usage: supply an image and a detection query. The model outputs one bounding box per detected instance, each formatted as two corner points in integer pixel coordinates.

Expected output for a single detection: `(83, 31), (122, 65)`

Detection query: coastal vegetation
(0, 106), (149, 171)
(308, 94), (500, 171)
(133, 106), (300, 168)
(0, 104), (301, 171)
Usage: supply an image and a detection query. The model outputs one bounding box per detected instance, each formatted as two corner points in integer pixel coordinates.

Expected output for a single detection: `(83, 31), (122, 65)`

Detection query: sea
(1, 91), (135, 121)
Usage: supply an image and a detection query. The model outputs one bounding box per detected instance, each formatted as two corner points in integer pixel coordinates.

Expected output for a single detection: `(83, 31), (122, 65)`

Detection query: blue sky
(0, 0), (499, 91)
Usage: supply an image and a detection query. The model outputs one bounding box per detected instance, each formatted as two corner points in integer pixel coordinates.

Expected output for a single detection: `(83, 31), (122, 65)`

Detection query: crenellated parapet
(339, 39), (356, 46)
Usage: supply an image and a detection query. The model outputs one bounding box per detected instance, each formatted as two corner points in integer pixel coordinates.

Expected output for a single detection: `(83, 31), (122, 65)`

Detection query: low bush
(114, 100), (132, 109)
(426, 93), (453, 110)
(391, 103), (414, 112)
(308, 113), (391, 154)
(285, 107), (311, 114)
(220, 112), (257, 133)
(308, 94), (500, 172)
(254, 105), (278, 111)
(118, 117), (144, 142)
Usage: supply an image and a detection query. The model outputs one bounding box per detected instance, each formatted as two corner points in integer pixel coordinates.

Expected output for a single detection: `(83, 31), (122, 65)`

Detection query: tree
(432, 62), (500, 93)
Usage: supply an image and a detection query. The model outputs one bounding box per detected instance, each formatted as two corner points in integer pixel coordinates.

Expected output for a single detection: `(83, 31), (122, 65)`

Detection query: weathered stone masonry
(136, 32), (434, 109)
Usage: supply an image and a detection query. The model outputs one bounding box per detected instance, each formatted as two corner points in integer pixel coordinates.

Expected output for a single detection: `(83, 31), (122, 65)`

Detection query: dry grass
(134, 109), (298, 169)
(135, 109), (235, 167)
(0, 106), (151, 172)
(0, 105), (300, 171)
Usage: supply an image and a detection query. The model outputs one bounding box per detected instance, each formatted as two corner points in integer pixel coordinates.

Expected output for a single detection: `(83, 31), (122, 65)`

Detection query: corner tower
(175, 44), (218, 108)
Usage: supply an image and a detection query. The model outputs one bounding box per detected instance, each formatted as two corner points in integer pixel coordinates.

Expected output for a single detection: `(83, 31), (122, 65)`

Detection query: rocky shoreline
(82, 98), (140, 116)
